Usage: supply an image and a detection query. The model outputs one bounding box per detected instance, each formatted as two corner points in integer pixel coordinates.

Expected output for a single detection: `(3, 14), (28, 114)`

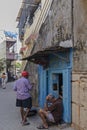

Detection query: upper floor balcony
(24, 0), (53, 44)
(6, 52), (18, 60)
(17, 0), (41, 41)
(6, 38), (16, 48)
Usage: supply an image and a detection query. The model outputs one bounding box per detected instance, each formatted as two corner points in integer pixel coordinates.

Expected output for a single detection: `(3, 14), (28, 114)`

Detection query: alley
(0, 82), (74, 130)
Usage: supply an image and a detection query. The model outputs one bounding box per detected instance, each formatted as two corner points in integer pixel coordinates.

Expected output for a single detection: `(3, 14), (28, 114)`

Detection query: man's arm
(44, 103), (49, 111)
(44, 95), (54, 111)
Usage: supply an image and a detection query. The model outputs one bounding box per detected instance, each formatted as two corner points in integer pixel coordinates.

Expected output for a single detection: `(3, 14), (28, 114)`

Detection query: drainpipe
(71, 0), (74, 48)
(71, 0), (74, 124)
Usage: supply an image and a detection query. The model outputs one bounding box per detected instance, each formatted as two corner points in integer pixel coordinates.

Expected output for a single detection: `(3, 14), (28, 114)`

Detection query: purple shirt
(13, 77), (32, 100)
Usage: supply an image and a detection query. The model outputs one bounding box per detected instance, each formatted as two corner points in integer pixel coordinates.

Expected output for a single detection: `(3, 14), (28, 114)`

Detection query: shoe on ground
(22, 121), (30, 126)
(2, 87), (6, 89)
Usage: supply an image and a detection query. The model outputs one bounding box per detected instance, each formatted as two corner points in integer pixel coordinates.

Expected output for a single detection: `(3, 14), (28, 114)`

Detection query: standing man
(2, 72), (7, 89)
(13, 71), (32, 126)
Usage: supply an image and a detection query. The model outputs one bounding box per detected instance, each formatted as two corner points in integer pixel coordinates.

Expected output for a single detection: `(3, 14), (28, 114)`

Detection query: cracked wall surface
(73, 0), (87, 71)
(72, 1), (87, 129)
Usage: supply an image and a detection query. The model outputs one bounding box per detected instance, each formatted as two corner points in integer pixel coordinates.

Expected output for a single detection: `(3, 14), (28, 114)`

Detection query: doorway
(49, 69), (71, 123)
(51, 73), (63, 98)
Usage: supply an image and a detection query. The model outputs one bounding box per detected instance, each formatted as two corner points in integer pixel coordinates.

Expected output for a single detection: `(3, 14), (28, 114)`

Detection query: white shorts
(46, 111), (55, 122)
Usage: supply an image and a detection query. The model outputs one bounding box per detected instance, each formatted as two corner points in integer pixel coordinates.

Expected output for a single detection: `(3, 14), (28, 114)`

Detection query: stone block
(80, 82), (87, 107)
(72, 103), (80, 126)
(80, 76), (87, 83)
(80, 107), (87, 130)
(72, 82), (80, 104)
(72, 74), (80, 81)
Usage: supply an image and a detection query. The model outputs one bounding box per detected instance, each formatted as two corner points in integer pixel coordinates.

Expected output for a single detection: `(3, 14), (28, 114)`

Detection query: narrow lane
(0, 82), (36, 130)
(0, 82), (74, 130)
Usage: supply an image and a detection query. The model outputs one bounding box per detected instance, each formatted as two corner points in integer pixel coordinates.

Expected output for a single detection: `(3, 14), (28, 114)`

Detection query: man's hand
(46, 94), (54, 102)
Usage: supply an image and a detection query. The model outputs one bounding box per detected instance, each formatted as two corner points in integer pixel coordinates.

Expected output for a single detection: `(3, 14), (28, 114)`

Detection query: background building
(0, 30), (18, 81)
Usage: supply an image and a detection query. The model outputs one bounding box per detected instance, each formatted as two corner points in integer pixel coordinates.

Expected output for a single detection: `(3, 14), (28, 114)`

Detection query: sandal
(37, 125), (48, 129)
(22, 121), (30, 126)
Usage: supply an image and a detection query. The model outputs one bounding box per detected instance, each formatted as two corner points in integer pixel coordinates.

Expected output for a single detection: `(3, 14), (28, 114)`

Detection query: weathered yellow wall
(73, 1), (87, 128)
(72, 72), (87, 130)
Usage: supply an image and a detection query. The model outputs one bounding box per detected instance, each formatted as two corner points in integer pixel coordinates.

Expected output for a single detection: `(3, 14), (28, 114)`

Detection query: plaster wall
(25, 62), (39, 106)
(34, 0), (72, 52)
(25, 0), (72, 106)
(73, 0), (87, 71)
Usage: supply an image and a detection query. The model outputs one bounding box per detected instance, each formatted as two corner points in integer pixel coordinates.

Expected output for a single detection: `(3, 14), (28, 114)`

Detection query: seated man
(37, 94), (63, 129)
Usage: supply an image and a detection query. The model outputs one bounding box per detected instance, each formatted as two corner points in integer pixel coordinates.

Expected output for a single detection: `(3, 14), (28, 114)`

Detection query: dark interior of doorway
(59, 73), (63, 97)
(52, 73), (63, 97)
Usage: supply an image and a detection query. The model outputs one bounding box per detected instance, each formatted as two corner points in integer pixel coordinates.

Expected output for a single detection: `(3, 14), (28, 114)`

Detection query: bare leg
(38, 109), (48, 128)
(2, 80), (6, 89)
(22, 108), (30, 124)
(20, 107), (24, 121)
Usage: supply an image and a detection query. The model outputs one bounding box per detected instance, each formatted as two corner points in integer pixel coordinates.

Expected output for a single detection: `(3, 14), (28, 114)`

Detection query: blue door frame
(38, 66), (47, 107)
(39, 67), (72, 123)
(38, 49), (72, 123)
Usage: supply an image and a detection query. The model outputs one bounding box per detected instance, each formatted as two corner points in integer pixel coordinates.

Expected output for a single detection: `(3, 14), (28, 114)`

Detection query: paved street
(0, 82), (74, 130)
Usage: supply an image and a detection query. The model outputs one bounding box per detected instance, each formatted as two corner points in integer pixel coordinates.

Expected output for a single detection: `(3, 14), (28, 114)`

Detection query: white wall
(0, 41), (6, 59)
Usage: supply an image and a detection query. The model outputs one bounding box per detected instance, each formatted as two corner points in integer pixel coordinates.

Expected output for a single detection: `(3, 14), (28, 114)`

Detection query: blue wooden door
(38, 66), (48, 108)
